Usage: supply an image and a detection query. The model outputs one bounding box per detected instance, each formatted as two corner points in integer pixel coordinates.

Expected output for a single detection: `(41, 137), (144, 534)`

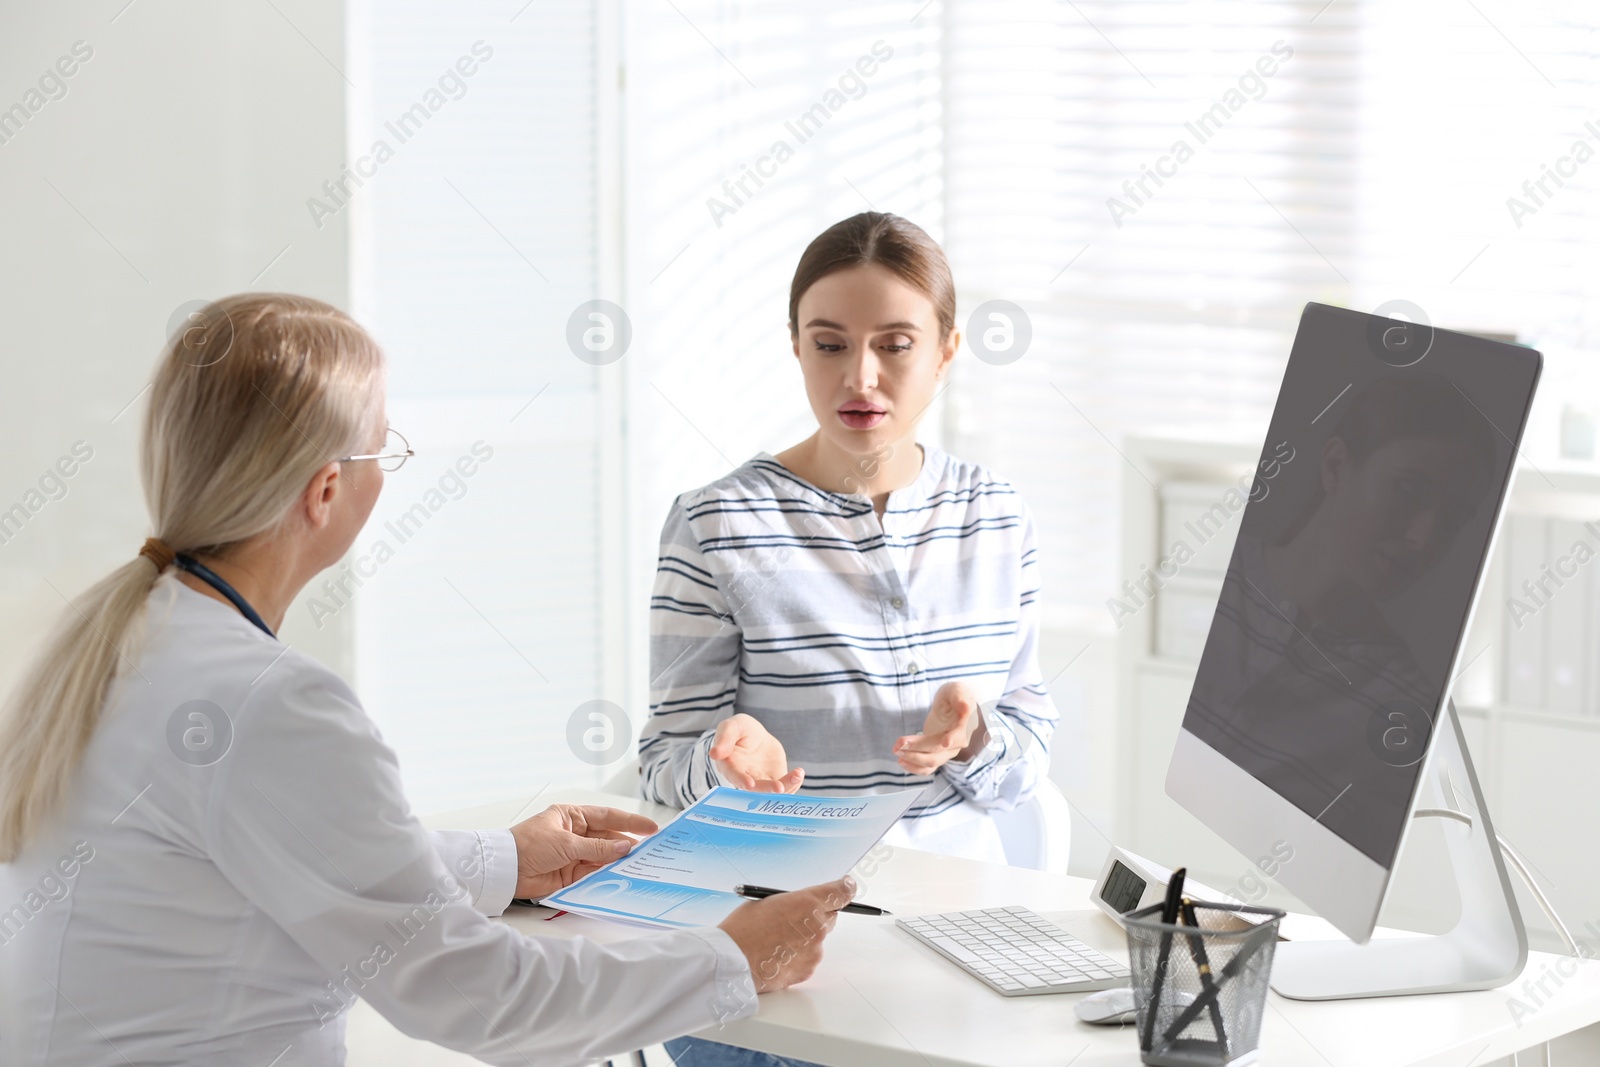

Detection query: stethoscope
(175, 554), (277, 639)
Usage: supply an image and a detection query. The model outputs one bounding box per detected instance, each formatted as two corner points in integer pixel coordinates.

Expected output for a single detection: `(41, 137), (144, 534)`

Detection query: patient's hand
(893, 680), (987, 774)
(709, 714), (805, 793)
(509, 804), (658, 899)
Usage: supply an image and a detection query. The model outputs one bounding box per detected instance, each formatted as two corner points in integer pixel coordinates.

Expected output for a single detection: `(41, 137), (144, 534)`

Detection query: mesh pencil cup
(1122, 900), (1285, 1067)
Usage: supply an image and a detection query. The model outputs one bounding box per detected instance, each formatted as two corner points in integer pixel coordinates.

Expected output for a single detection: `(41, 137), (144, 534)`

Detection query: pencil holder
(1122, 900), (1285, 1067)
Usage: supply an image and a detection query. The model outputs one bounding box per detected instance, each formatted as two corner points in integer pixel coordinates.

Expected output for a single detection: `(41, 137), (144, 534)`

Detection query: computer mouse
(1075, 987), (1137, 1025)
(1075, 987), (1195, 1026)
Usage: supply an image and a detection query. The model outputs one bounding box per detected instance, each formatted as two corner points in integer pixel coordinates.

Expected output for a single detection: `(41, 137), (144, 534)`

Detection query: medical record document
(543, 787), (918, 928)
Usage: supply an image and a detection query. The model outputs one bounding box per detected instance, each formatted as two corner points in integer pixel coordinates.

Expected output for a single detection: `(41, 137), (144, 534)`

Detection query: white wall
(0, 0), (352, 690)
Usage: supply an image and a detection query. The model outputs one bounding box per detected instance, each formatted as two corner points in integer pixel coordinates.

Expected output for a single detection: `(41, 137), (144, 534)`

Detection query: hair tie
(139, 537), (176, 573)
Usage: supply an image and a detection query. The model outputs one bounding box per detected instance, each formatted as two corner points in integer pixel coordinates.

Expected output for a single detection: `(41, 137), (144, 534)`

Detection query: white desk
(345, 789), (1600, 1067)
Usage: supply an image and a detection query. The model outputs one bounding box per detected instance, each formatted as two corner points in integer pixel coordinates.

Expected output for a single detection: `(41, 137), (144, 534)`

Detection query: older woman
(0, 294), (850, 1066)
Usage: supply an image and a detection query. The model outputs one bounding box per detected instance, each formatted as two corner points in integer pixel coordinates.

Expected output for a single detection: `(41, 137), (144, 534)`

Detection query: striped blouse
(637, 445), (1057, 862)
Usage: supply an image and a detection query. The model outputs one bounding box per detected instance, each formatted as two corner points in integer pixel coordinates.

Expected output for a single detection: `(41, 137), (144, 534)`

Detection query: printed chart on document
(544, 787), (917, 928)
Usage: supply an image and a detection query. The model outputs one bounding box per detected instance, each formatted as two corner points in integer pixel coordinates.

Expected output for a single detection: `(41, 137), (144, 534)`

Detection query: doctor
(0, 293), (852, 1066)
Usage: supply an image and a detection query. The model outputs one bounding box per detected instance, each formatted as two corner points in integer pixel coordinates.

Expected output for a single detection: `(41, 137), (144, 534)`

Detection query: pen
(733, 884), (892, 916)
(1160, 915), (1278, 1042)
(1179, 897), (1229, 1051)
(1141, 867), (1186, 1053)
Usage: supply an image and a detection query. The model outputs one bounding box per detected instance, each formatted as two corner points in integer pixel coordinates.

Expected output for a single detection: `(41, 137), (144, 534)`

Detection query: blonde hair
(0, 293), (384, 860)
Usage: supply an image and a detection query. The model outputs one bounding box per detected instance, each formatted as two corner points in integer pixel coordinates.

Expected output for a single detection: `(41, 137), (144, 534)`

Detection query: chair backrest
(990, 778), (1074, 874)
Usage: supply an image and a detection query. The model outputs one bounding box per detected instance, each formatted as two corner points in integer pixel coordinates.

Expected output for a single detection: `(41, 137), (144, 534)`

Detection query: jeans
(661, 1036), (823, 1067)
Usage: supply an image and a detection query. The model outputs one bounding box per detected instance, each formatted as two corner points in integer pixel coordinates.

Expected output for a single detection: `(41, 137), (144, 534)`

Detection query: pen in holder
(1123, 899), (1285, 1067)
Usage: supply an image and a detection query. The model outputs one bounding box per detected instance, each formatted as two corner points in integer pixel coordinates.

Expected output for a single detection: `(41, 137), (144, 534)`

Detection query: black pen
(1161, 915), (1278, 1043)
(1141, 867), (1186, 1052)
(733, 884), (891, 916)
(1180, 897), (1229, 1051)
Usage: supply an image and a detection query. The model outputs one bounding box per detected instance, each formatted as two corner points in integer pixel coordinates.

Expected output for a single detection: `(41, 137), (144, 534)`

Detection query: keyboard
(896, 905), (1131, 996)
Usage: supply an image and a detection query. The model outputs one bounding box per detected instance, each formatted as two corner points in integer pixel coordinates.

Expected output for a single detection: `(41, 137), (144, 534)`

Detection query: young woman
(639, 212), (1059, 866)
(0, 294), (850, 1066)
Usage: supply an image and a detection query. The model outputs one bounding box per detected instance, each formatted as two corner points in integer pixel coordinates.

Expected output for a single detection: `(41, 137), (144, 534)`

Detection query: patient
(636, 212), (1061, 1066)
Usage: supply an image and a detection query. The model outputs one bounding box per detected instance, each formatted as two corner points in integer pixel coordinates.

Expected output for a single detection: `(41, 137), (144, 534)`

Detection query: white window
(348, 0), (1600, 812)
(349, 0), (612, 811)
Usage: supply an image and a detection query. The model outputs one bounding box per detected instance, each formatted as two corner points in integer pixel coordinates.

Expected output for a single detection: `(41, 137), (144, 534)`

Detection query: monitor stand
(1271, 700), (1528, 1000)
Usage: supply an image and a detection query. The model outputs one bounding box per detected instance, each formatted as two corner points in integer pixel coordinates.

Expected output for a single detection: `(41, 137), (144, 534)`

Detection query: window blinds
(942, 0), (1360, 627)
(349, 0), (606, 812)
(941, 0), (1600, 624)
(618, 0), (947, 715)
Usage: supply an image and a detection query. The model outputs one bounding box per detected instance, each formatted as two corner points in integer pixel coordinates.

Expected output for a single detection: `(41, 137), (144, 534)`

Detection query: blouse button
(906, 662), (921, 676)
(890, 596), (905, 610)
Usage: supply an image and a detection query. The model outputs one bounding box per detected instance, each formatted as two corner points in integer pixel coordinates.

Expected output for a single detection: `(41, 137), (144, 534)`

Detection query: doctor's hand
(892, 680), (988, 775)
(710, 714), (805, 793)
(509, 804), (658, 899)
(718, 876), (856, 993)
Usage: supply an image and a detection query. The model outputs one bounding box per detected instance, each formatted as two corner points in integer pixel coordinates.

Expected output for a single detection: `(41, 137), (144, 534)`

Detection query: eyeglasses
(339, 426), (415, 472)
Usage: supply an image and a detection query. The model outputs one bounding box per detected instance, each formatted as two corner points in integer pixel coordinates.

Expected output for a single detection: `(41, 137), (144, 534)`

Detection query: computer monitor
(1166, 302), (1541, 946)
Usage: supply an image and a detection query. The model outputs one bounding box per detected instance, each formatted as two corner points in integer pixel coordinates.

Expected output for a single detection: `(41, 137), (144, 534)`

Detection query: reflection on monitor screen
(1181, 305), (1539, 869)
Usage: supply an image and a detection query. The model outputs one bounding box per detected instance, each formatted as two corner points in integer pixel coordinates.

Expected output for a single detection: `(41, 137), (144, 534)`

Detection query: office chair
(989, 778), (1074, 874)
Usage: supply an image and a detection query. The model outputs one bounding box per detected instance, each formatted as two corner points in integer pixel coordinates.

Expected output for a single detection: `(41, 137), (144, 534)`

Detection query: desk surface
(344, 789), (1600, 1067)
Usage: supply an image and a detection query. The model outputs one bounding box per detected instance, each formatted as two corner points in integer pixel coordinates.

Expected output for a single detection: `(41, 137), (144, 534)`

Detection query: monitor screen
(1179, 303), (1540, 869)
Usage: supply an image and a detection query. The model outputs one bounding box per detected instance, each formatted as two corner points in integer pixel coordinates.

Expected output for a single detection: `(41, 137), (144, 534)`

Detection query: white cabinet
(1154, 579), (1222, 662)
(1495, 714), (1600, 949)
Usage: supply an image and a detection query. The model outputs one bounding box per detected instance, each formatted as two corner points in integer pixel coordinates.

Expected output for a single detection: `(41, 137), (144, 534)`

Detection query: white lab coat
(0, 577), (755, 1066)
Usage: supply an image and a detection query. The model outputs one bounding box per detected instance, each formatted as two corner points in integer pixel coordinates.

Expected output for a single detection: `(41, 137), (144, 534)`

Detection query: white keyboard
(896, 906), (1131, 996)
